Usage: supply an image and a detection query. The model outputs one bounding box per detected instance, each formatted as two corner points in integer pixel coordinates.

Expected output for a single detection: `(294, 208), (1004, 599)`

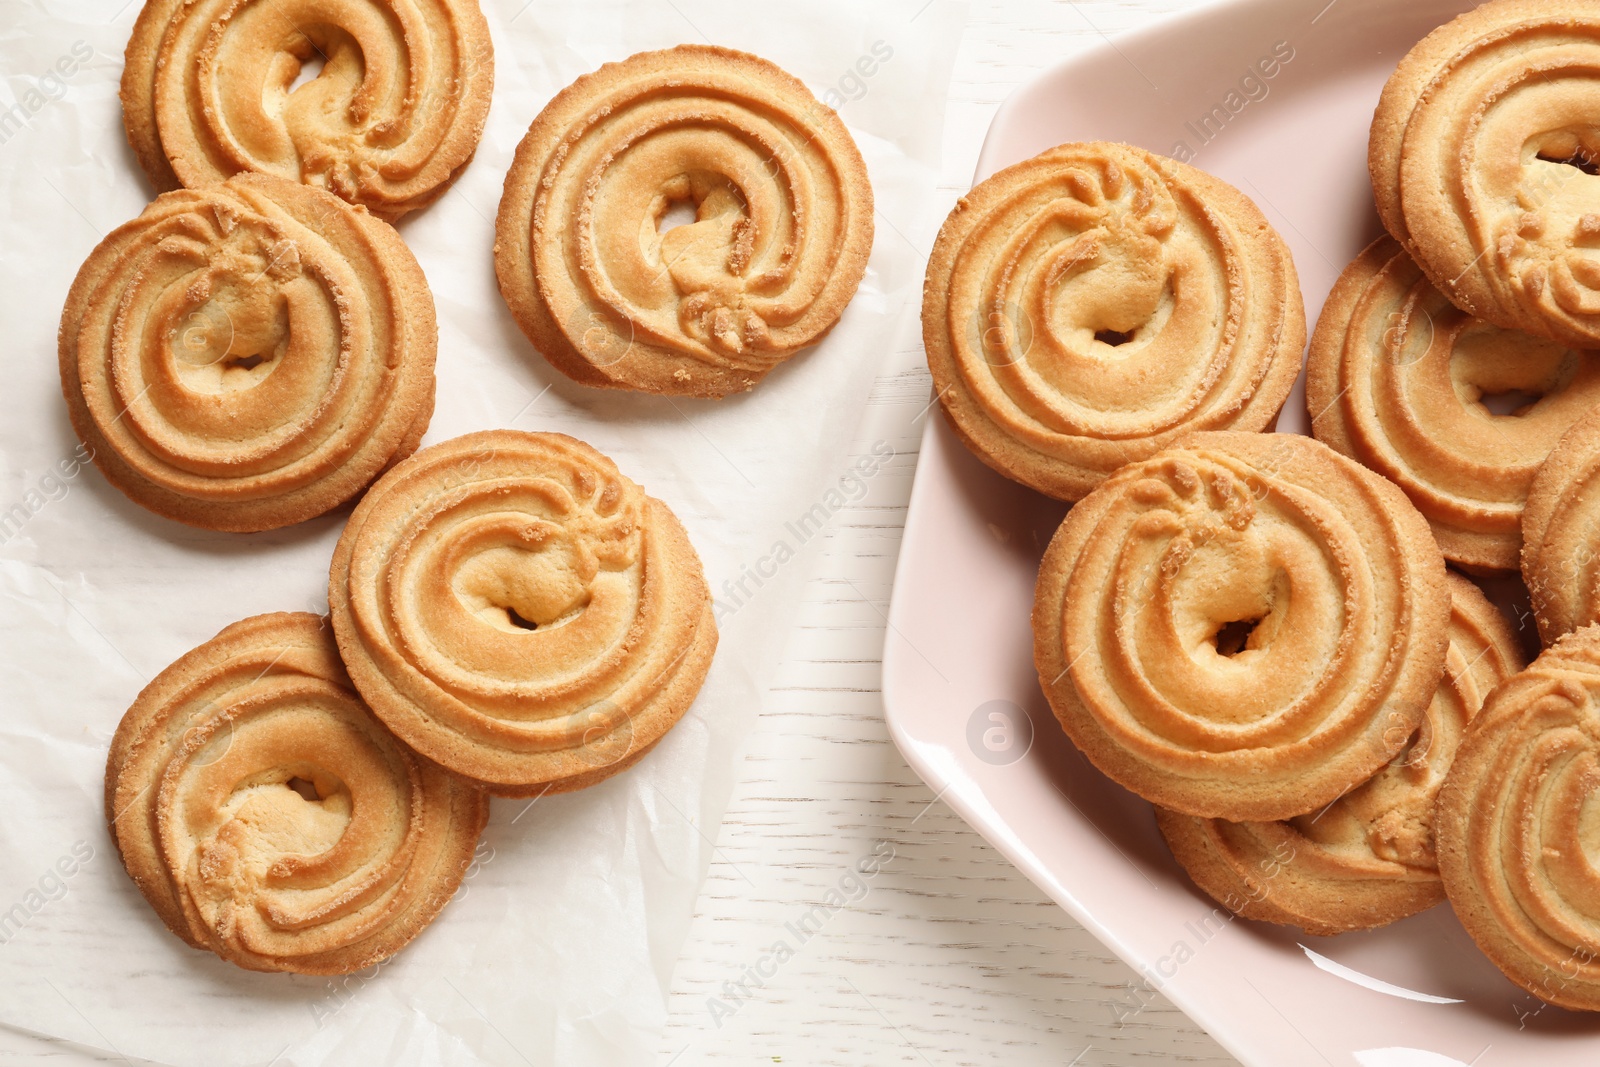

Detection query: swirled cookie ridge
(1437, 623), (1600, 1011)
(1523, 402), (1600, 641)
(1371, 0), (1600, 346)
(1308, 236), (1600, 573)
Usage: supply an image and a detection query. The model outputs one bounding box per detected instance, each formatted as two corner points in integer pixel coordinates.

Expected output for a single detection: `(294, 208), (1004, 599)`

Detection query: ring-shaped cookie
(1033, 431), (1450, 821)
(495, 45), (874, 397)
(1308, 236), (1600, 573)
(1437, 623), (1600, 1011)
(1371, 0), (1600, 346)
(106, 612), (488, 975)
(924, 141), (1305, 501)
(122, 0), (494, 220)
(329, 430), (718, 795)
(1522, 402), (1600, 641)
(59, 175), (437, 532)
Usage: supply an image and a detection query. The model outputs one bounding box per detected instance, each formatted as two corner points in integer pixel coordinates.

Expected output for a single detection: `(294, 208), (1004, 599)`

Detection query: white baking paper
(0, 1), (963, 1063)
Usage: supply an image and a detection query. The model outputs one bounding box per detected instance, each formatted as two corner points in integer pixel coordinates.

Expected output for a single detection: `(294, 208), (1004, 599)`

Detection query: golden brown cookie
(329, 430), (717, 795)
(58, 174), (436, 533)
(122, 0), (493, 220)
(1308, 236), (1600, 573)
(1370, 0), (1600, 347)
(1156, 574), (1523, 936)
(1523, 402), (1600, 641)
(106, 612), (487, 975)
(923, 141), (1305, 501)
(1033, 431), (1450, 822)
(1436, 624), (1600, 1011)
(494, 45), (874, 398)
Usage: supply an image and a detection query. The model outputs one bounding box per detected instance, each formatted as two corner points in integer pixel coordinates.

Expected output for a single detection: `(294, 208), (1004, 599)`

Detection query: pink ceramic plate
(883, 0), (1600, 1063)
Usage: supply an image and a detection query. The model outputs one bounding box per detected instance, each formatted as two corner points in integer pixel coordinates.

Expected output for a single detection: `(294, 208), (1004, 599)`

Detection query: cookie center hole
(288, 52), (327, 95)
(506, 607), (540, 631)
(1391, 726), (1432, 770)
(659, 199), (699, 234)
(286, 776), (321, 802)
(1213, 617), (1262, 657)
(224, 353), (268, 372)
(1537, 148), (1600, 177)
(1095, 328), (1135, 347)
(1480, 388), (1543, 417)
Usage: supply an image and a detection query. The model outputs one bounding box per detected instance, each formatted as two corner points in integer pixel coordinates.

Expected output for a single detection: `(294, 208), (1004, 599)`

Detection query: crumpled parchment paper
(0, 1), (962, 1063)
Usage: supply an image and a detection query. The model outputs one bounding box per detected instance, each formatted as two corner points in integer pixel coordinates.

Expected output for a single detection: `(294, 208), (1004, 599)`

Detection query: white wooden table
(0, 2), (1237, 1063)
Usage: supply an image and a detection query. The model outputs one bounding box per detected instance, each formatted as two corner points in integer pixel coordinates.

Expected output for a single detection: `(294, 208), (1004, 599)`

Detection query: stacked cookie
(926, 0), (1600, 1012)
(1158, 575), (1520, 936)
(1308, 236), (1600, 573)
(1033, 432), (1453, 824)
(1436, 626), (1600, 1011)
(86, 4), (876, 975)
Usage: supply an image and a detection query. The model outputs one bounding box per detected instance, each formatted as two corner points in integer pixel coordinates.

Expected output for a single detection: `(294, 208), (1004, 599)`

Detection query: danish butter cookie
(1033, 431), (1450, 821)
(924, 141), (1304, 501)
(1437, 624), (1600, 1011)
(1308, 236), (1600, 573)
(1523, 402), (1600, 641)
(1370, 0), (1600, 346)
(59, 175), (436, 532)
(495, 45), (873, 397)
(106, 612), (487, 975)
(329, 431), (718, 795)
(122, 0), (494, 220)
